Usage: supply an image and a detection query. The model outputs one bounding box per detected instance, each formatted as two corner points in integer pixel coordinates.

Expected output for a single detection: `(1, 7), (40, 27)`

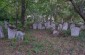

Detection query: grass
(0, 30), (85, 55)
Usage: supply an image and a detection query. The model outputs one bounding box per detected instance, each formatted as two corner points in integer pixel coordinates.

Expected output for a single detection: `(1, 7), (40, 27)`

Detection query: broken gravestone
(71, 27), (80, 37)
(33, 23), (38, 29)
(16, 31), (25, 40)
(62, 22), (68, 31)
(58, 24), (63, 31)
(0, 26), (4, 38)
(4, 21), (9, 29)
(53, 30), (59, 36)
(8, 27), (16, 39)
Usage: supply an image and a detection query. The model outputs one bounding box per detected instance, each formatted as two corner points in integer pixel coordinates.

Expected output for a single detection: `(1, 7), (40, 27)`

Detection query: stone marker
(70, 24), (75, 29)
(8, 27), (16, 39)
(58, 24), (63, 30)
(71, 27), (80, 37)
(80, 25), (85, 30)
(41, 26), (45, 29)
(4, 21), (9, 29)
(33, 23), (38, 29)
(37, 23), (42, 29)
(16, 31), (25, 40)
(62, 22), (68, 30)
(51, 23), (56, 30)
(0, 26), (4, 38)
(53, 30), (59, 36)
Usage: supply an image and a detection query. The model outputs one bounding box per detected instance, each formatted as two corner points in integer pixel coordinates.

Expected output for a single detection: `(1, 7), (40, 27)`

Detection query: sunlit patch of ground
(0, 29), (85, 55)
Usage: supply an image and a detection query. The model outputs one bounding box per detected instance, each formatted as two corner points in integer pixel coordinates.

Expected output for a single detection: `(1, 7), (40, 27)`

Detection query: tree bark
(21, 0), (26, 28)
(69, 0), (85, 22)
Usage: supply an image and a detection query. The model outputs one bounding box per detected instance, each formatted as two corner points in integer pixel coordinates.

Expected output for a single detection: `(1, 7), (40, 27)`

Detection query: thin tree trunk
(21, 0), (26, 29)
(15, 0), (18, 29)
(69, 0), (85, 22)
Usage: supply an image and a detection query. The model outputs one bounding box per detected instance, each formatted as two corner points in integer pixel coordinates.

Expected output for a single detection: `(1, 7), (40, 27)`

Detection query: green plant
(63, 29), (71, 36)
(23, 36), (30, 45)
(78, 30), (85, 41)
(10, 38), (17, 48)
(32, 42), (44, 53)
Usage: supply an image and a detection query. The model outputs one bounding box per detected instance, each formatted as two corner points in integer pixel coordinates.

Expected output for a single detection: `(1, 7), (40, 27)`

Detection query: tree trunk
(69, 0), (85, 22)
(21, 0), (26, 29)
(15, 0), (18, 29)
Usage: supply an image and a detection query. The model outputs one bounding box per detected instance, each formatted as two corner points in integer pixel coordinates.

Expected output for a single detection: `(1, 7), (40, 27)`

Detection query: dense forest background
(0, 0), (85, 30)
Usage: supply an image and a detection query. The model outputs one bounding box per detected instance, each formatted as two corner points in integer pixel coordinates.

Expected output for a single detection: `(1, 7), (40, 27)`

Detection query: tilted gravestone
(71, 27), (80, 37)
(16, 31), (25, 40)
(62, 22), (68, 30)
(80, 25), (85, 30)
(41, 26), (45, 29)
(33, 23), (38, 29)
(53, 30), (59, 36)
(8, 27), (16, 39)
(0, 26), (4, 38)
(58, 24), (63, 30)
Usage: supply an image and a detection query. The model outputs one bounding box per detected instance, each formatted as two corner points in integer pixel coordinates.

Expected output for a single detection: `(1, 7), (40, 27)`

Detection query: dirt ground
(0, 30), (85, 55)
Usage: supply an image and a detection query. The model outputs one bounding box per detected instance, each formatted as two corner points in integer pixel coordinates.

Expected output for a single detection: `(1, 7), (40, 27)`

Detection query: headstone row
(33, 21), (56, 30)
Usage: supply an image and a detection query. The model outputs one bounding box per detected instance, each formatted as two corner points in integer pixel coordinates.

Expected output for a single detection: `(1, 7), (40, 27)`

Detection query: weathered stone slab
(0, 26), (4, 38)
(80, 25), (85, 30)
(16, 31), (25, 40)
(45, 21), (51, 29)
(4, 21), (9, 29)
(41, 26), (45, 29)
(62, 22), (68, 30)
(58, 24), (63, 30)
(53, 30), (59, 35)
(51, 23), (56, 30)
(8, 27), (16, 39)
(33, 23), (38, 29)
(70, 24), (75, 29)
(71, 27), (80, 37)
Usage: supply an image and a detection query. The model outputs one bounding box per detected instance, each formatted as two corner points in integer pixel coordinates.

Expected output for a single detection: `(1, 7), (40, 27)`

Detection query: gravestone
(45, 21), (51, 29)
(8, 27), (16, 39)
(58, 24), (63, 30)
(53, 30), (59, 36)
(37, 23), (42, 29)
(4, 21), (9, 29)
(0, 26), (4, 38)
(80, 25), (85, 30)
(33, 23), (38, 29)
(41, 26), (45, 29)
(62, 22), (68, 30)
(71, 27), (80, 37)
(70, 24), (75, 29)
(16, 31), (25, 40)
(51, 22), (56, 30)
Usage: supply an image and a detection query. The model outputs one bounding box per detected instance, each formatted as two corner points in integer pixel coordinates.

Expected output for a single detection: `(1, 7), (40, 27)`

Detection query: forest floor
(0, 29), (85, 55)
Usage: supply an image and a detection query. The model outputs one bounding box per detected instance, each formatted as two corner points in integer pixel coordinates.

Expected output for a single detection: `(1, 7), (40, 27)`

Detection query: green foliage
(23, 36), (30, 45)
(62, 29), (71, 36)
(79, 30), (85, 41)
(32, 42), (44, 53)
